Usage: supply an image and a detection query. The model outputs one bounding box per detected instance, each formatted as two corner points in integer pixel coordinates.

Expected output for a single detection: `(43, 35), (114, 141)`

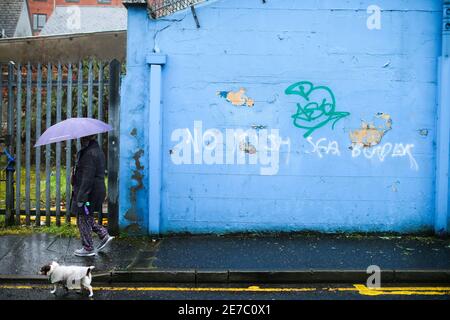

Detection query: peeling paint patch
(130, 128), (137, 137)
(125, 210), (138, 222)
(217, 88), (254, 107)
(131, 149), (145, 199)
(418, 129), (429, 136)
(125, 148), (145, 223)
(239, 141), (257, 154)
(350, 113), (392, 148)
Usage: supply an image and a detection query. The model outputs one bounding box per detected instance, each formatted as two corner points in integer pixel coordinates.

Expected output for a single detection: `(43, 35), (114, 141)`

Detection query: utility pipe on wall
(435, 1), (450, 235)
(147, 53), (167, 236)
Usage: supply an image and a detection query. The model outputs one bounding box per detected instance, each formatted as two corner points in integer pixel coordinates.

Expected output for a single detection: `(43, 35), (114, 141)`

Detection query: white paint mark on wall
(303, 137), (419, 171)
(306, 137), (340, 158)
(351, 143), (419, 171)
(391, 144), (419, 171)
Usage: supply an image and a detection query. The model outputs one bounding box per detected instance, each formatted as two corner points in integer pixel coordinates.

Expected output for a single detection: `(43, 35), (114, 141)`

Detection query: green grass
(0, 166), (69, 208)
(0, 215), (80, 237)
(0, 166), (108, 210)
(39, 223), (80, 237)
(0, 224), (80, 238)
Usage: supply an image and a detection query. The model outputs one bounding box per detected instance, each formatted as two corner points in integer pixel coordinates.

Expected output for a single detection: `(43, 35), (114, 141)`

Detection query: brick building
(27, 0), (123, 35)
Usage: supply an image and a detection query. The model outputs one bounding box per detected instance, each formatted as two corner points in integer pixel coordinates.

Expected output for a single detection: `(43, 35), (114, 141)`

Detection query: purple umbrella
(34, 118), (112, 147)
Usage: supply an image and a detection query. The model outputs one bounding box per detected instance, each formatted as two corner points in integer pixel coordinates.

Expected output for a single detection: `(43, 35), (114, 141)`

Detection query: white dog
(40, 261), (95, 297)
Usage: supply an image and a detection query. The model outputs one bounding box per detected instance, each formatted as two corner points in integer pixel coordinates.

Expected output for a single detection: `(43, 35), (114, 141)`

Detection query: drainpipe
(435, 1), (450, 235)
(147, 53), (167, 237)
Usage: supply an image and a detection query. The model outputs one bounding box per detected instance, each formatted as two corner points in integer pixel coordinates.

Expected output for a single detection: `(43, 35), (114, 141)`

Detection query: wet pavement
(0, 234), (156, 275)
(0, 233), (450, 276)
(152, 234), (450, 270)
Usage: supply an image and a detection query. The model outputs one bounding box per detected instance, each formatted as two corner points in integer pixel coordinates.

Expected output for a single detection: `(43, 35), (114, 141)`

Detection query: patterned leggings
(77, 213), (109, 251)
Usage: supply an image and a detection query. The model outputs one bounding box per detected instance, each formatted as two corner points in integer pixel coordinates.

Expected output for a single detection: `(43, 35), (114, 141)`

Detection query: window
(65, 0), (80, 2)
(97, 0), (112, 3)
(32, 14), (46, 31)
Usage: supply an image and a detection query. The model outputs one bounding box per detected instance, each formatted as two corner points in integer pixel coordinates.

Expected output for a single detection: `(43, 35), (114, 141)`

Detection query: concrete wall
(119, 6), (149, 235)
(120, 0), (446, 235)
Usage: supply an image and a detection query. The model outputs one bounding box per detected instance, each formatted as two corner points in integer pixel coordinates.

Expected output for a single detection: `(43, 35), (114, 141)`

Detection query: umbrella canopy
(34, 118), (112, 147)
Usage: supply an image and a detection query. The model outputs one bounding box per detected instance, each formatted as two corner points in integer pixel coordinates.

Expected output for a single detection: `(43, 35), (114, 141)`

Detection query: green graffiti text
(285, 81), (350, 138)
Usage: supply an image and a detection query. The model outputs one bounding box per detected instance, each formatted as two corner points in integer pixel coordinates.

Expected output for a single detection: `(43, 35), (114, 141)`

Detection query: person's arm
(76, 151), (96, 205)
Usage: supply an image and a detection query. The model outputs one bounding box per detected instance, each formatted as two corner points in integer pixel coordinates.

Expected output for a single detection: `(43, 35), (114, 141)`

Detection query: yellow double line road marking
(342, 285), (450, 296)
(0, 284), (314, 293)
(1, 284), (449, 296)
(96, 286), (315, 292)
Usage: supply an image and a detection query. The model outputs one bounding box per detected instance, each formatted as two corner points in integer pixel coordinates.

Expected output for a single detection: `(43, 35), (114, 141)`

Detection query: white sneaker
(74, 248), (96, 257)
(97, 236), (114, 252)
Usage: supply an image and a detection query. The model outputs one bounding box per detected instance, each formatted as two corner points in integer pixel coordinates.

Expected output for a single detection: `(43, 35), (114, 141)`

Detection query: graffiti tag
(351, 142), (419, 171)
(285, 81), (350, 138)
(306, 137), (340, 158)
(304, 136), (419, 171)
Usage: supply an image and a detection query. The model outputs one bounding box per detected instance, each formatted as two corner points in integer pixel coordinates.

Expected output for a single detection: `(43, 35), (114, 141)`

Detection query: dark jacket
(70, 140), (106, 215)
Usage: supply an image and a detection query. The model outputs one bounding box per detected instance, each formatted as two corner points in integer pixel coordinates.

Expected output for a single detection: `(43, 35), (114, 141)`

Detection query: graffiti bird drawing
(285, 81), (350, 138)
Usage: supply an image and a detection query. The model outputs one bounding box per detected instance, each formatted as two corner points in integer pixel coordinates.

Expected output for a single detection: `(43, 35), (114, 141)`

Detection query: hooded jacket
(70, 139), (106, 215)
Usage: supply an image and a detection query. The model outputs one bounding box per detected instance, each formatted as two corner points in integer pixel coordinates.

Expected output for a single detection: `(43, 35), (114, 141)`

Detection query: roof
(122, 0), (147, 6)
(0, 0), (27, 38)
(40, 6), (127, 36)
(123, 0), (206, 19)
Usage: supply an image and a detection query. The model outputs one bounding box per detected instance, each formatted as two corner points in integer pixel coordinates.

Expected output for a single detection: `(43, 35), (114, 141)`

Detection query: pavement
(0, 233), (450, 284)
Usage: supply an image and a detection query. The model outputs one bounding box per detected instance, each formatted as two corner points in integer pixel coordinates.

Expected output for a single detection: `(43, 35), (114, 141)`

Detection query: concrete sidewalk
(0, 233), (449, 284)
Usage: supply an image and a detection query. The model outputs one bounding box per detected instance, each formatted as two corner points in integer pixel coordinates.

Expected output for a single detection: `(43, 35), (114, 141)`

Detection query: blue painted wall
(119, 6), (150, 235)
(120, 0), (447, 235)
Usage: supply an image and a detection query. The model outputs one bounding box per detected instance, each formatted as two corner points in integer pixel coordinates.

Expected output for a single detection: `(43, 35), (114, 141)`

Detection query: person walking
(71, 135), (114, 257)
